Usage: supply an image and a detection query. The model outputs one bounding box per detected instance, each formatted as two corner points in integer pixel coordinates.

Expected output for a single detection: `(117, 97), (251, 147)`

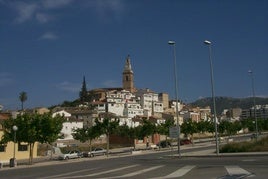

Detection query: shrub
(220, 136), (268, 153)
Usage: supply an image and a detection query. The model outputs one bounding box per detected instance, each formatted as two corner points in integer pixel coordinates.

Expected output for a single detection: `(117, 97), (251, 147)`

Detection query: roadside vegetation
(1, 113), (65, 164)
(220, 136), (268, 153)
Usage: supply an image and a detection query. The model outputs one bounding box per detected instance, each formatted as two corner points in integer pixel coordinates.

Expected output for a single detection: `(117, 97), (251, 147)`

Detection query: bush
(220, 136), (268, 153)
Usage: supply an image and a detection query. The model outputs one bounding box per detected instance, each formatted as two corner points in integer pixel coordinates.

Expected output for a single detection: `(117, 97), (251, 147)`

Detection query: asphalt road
(1, 144), (267, 179)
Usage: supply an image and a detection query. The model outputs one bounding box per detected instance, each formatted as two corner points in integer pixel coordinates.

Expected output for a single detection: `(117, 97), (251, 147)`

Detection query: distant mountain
(190, 97), (268, 115)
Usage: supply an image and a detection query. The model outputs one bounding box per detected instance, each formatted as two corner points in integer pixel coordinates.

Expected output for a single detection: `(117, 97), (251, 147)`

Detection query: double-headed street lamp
(204, 40), (219, 156)
(248, 70), (258, 139)
(168, 40), (181, 158)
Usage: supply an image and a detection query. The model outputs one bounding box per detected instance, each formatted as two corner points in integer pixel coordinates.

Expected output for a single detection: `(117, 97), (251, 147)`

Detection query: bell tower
(122, 55), (135, 93)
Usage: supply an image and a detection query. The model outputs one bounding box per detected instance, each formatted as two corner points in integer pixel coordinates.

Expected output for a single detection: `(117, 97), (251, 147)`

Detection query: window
(18, 144), (28, 151)
(0, 145), (6, 152)
(126, 76), (129, 81)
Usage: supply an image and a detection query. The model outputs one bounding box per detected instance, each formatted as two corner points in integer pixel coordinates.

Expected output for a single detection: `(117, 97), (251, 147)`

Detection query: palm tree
(19, 91), (27, 110)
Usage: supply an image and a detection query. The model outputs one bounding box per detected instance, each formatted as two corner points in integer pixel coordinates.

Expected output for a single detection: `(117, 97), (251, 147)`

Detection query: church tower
(122, 55), (135, 93)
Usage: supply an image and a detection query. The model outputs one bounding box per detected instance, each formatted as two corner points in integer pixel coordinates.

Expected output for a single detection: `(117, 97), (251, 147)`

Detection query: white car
(58, 150), (81, 160)
(88, 148), (107, 157)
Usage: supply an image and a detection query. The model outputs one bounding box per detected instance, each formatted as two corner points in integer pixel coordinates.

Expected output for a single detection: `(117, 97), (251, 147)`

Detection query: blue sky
(0, 0), (267, 110)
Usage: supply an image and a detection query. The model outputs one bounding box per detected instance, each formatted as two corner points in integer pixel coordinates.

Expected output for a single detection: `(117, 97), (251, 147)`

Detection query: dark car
(157, 141), (171, 148)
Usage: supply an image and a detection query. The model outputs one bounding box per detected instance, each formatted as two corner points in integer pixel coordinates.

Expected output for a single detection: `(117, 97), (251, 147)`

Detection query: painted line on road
(153, 165), (195, 178)
(38, 167), (98, 179)
(108, 165), (164, 178)
(54, 164), (139, 179)
(225, 165), (255, 177)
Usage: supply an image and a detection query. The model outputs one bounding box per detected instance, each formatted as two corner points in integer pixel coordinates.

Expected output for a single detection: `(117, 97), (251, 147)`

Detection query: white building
(123, 100), (143, 118)
(52, 110), (71, 119)
(170, 101), (184, 112)
(106, 90), (144, 122)
(135, 89), (164, 117)
(52, 110), (83, 140)
(106, 90), (131, 117)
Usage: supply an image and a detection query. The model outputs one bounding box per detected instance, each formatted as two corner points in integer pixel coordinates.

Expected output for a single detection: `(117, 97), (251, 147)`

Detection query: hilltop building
(84, 55), (169, 126)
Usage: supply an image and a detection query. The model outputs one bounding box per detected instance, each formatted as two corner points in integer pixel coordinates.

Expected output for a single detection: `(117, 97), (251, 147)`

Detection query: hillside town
(0, 56), (268, 163)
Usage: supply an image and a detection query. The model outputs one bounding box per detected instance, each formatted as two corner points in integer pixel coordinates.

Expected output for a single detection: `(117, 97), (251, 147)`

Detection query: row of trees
(1, 113), (65, 164)
(181, 118), (268, 139)
(72, 116), (175, 152)
(1, 111), (266, 163)
(73, 117), (268, 153)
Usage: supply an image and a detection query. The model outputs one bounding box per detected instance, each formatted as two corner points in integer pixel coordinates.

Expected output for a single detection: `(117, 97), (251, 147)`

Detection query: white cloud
(56, 81), (80, 93)
(9, 0), (125, 25)
(39, 32), (58, 40)
(10, 0), (73, 24)
(13, 2), (39, 23)
(86, 0), (125, 22)
(36, 12), (51, 23)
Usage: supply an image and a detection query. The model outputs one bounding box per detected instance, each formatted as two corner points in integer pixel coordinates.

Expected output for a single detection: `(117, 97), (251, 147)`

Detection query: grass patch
(220, 136), (268, 153)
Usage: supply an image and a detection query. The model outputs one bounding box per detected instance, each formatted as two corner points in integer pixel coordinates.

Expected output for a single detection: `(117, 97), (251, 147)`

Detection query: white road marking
(108, 165), (164, 178)
(163, 165), (195, 178)
(38, 168), (98, 179)
(225, 165), (252, 176)
(51, 164), (139, 179)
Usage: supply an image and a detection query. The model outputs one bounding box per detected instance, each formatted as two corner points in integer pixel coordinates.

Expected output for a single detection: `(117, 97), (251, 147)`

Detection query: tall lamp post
(12, 125), (18, 167)
(248, 70), (258, 139)
(204, 40), (219, 156)
(168, 40), (181, 158)
(12, 125), (18, 159)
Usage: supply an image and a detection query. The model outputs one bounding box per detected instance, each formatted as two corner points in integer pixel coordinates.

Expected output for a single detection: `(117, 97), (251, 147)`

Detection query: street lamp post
(248, 70), (258, 139)
(204, 40), (219, 156)
(12, 125), (18, 167)
(168, 40), (181, 158)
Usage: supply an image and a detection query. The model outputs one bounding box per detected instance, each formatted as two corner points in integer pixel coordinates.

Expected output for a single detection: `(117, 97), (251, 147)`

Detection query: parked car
(58, 150), (81, 160)
(180, 139), (192, 145)
(157, 141), (171, 148)
(87, 147), (107, 157)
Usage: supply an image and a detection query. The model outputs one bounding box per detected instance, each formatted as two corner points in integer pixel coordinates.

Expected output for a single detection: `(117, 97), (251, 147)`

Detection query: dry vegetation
(220, 136), (268, 153)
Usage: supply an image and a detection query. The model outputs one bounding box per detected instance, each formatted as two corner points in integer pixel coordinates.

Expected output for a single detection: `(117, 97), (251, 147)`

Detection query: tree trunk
(133, 138), (136, 150)
(89, 140), (92, 152)
(106, 133), (109, 157)
(28, 143), (35, 165)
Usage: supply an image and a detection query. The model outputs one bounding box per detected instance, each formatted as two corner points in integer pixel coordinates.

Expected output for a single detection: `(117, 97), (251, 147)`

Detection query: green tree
(181, 120), (198, 142)
(219, 120), (230, 136)
(72, 126), (100, 152)
(205, 120), (215, 133)
(241, 118), (255, 132)
(227, 121), (242, 136)
(116, 124), (141, 150)
(94, 114), (120, 155)
(157, 118), (174, 142)
(1, 113), (64, 164)
(137, 119), (156, 148)
(157, 119), (174, 136)
(19, 91), (27, 110)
